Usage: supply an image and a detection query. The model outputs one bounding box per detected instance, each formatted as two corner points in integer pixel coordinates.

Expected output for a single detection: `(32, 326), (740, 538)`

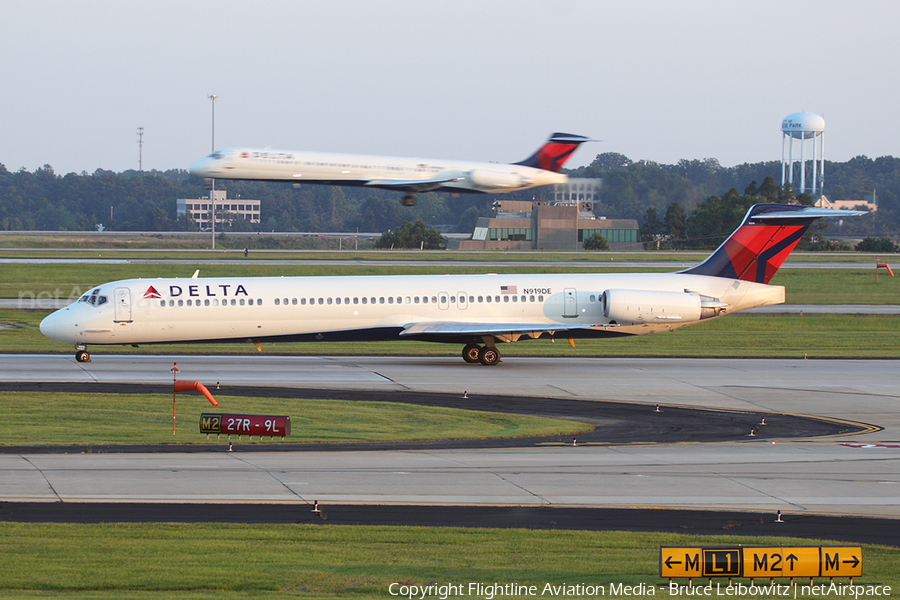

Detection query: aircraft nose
(188, 157), (213, 177)
(40, 309), (72, 343)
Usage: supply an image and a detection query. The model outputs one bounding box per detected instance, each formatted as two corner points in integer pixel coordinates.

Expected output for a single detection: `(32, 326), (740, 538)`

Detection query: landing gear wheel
(401, 194), (417, 207)
(479, 347), (500, 366)
(75, 350), (91, 363)
(462, 344), (481, 363)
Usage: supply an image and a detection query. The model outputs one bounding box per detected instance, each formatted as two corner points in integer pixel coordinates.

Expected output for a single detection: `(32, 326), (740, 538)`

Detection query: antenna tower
(137, 127), (145, 171)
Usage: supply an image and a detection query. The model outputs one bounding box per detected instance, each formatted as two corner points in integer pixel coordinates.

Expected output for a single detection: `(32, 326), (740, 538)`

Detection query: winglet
(514, 132), (593, 172)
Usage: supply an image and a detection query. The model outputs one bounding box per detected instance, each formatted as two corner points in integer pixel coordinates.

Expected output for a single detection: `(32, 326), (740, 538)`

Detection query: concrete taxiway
(1, 354), (898, 519)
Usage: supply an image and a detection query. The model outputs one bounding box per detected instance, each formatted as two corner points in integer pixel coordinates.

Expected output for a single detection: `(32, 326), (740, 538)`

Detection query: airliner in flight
(188, 132), (592, 206)
(39, 204), (860, 365)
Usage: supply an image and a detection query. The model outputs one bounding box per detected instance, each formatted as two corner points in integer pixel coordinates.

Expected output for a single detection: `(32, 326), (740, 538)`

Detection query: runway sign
(661, 546), (862, 578)
(200, 413), (291, 437)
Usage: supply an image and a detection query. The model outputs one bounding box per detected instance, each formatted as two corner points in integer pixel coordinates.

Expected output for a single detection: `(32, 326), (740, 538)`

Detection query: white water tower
(781, 111), (825, 196)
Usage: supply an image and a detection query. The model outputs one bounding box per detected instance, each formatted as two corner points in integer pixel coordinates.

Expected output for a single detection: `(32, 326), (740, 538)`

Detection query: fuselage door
(114, 287), (133, 323)
(563, 288), (577, 318)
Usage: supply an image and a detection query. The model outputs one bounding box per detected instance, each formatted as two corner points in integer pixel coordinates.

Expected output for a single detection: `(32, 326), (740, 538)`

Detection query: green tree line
(1, 152), (898, 238)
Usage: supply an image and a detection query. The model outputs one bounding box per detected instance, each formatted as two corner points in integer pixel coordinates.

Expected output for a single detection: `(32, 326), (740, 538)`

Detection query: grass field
(0, 524), (896, 599)
(0, 392), (589, 447)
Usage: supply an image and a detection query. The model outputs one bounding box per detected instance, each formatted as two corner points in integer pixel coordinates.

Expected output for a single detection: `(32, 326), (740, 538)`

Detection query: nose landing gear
(401, 194), (417, 206)
(75, 345), (91, 363)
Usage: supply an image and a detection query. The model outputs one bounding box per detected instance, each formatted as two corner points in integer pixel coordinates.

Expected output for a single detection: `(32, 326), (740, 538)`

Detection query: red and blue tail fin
(514, 132), (592, 172)
(682, 204), (863, 284)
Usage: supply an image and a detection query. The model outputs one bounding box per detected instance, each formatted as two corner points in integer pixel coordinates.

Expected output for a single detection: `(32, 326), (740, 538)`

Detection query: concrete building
(176, 190), (261, 230)
(454, 198), (641, 251)
(552, 177), (602, 216)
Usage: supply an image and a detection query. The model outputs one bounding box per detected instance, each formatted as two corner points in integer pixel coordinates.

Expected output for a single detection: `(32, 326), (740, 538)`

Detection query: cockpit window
(211, 151), (223, 160)
(85, 289), (108, 307)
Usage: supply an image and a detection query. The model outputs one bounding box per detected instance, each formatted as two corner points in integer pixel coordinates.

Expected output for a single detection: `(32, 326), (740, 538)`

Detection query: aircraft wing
(399, 321), (615, 342)
(364, 176), (464, 193)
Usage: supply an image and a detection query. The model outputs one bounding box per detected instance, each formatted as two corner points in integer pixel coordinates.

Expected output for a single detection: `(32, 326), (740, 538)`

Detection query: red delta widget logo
(144, 284), (250, 299)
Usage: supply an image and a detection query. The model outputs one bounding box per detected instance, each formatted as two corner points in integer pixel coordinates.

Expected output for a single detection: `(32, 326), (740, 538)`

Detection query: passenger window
(257, 299), (263, 306)
(186, 300), (192, 306)
(160, 300), (165, 307)
(431, 296), (437, 303)
(231, 299), (236, 306)
(275, 298), (280, 305)
(178, 300), (183, 306)
(354, 298), (358, 304)
(512, 296), (517, 302)
(362, 297), (367, 304)
(530, 295), (535, 302)
(495, 296), (500, 302)
(469, 296), (474, 303)
(379, 297), (384, 304)
(503, 296), (509, 303)
(248, 299), (254, 306)
(414, 297), (419, 303)
(345, 297), (350, 304)
(318, 298), (323, 305)
(205, 299), (210, 306)
(405, 297), (411, 304)
(239, 299), (245, 306)
(328, 298), (333, 305)
(371, 297), (376, 304)
(486, 296), (491, 303)
(422, 296), (428, 304)
(450, 297), (455, 303)
(590, 294), (596, 302)
(335, 298), (341, 305)
(388, 297), (393, 304)
(478, 296), (483, 302)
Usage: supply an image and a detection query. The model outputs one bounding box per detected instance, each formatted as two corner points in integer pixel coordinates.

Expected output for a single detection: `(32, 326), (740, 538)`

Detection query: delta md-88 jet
(40, 204), (861, 365)
(188, 132), (592, 205)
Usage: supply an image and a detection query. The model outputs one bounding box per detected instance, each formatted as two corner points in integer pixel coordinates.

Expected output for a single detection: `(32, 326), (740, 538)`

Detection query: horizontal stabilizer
(682, 203), (866, 284)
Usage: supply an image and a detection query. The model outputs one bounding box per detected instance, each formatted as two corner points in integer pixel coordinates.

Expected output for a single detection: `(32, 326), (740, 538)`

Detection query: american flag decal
(500, 285), (517, 294)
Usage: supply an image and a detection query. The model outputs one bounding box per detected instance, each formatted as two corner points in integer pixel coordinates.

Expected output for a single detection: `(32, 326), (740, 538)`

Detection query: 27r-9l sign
(200, 413), (291, 439)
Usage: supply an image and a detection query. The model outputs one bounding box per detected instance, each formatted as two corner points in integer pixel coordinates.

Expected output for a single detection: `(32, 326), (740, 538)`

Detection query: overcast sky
(2, 1), (897, 175)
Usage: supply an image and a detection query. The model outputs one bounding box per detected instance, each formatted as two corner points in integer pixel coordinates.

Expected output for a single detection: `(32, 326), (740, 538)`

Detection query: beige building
(176, 190), (261, 230)
(815, 195), (877, 212)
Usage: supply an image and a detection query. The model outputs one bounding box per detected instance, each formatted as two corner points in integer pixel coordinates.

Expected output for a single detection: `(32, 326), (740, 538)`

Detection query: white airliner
(39, 204), (861, 365)
(188, 133), (592, 205)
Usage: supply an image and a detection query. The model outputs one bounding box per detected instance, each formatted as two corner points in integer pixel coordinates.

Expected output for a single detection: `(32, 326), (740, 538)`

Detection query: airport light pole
(208, 94), (217, 250)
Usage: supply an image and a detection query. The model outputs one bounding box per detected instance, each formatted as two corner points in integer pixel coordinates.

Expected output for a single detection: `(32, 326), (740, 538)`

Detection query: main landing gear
(461, 343), (500, 366)
(75, 345), (91, 363)
(401, 194), (417, 207)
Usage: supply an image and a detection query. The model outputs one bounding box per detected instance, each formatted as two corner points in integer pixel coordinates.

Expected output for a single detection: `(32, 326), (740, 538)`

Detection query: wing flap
(399, 321), (615, 339)
(364, 176), (464, 193)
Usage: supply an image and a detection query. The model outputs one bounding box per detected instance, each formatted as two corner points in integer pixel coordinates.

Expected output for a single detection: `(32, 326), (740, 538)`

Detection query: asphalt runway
(1, 354), (899, 541)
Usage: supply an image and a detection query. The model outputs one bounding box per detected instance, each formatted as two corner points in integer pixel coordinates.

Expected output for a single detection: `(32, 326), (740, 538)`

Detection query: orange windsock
(174, 380), (219, 406)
